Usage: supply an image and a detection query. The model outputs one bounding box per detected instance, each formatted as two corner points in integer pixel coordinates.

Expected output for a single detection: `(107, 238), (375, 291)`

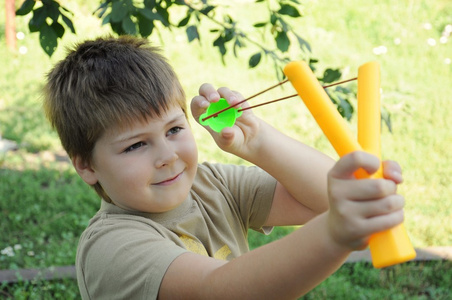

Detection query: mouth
(153, 172), (183, 186)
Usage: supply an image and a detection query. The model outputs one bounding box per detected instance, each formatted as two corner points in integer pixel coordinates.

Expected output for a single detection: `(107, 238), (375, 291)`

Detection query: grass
(1, 0), (452, 298)
(302, 261), (452, 299)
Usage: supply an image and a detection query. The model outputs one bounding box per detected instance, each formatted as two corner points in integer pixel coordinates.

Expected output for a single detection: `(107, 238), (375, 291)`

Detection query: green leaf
(61, 13), (76, 33)
(155, 5), (170, 27)
(249, 52), (262, 68)
(309, 58), (319, 71)
(270, 13), (277, 25)
(253, 22), (266, 28)
(322, 69), (342, 84)
(122, 16), (137, 35)
(137, 14), (154, 37)
(102, 13), (111, 25)
(144, 0), (156, 9)
(138, 8), (156, 21)
(200, 5), (215, 15)
(111, 1), (128, 23)
(178, 14), (191, 27)
(275, 31), (290, 52)
(110, 21), (126, 35)
(186, 25), (199, 42)
(39, 24), (58, 56)
(213, 36), (227, 56)
(295, 33), (311, 52)
(16, 0), (36, 16)
(51, 22), (65, 38)
(326, 88), (355, 121)
(223, 28), (235, 43)
(337, 97), (353, 121)
(29, 7), (48, 32)
(46, 1), (61, 22)
(278, 4), (301, 18)
(59, 5), (73, 15)
(94, 1), (110, 18)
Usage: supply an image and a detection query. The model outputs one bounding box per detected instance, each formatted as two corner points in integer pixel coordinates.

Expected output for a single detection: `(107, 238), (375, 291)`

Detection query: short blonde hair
(44, 36), (186, 201)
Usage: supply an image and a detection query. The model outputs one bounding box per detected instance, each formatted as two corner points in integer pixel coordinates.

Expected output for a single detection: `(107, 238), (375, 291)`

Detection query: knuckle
(348, 151), (365, 165)
(373, 179), (395, 196)
(384, 197), (398, 212)
(381, 195), (404, 214)
(385, 210), (405, 229)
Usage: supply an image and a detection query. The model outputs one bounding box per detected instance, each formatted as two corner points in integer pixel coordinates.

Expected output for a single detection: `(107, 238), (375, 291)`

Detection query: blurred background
(1, 0), (451, 298)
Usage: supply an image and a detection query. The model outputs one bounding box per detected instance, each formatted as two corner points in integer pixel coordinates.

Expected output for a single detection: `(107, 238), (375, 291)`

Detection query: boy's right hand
(191, 83), (264, 158)
(326, 151), (405, 251)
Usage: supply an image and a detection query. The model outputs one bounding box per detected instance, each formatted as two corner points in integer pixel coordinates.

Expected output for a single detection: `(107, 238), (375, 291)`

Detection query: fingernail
(208, 93), (218, 101)
(392, 171), (403, 182)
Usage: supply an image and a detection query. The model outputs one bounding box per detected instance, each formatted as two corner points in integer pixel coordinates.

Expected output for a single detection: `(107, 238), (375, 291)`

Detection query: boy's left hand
(191, 83), (263, 156)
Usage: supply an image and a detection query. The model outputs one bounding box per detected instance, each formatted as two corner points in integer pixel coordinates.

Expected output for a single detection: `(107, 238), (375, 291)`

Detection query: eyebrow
(111, 112), (186, 145)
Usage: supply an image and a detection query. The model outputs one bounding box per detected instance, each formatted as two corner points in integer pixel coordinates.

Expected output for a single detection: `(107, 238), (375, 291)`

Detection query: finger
(217, 87), (246, 107)
(360, 208), (405, 234)
(191, 83), (222, 121)
(329, 151), (380, 180)
(190, 95), (211, 121)
(382, 160), (403, 184)
(213, 127), (235, 149)
(198, 83), (221, 102)
(357, 194), (405, 218)
(329, 177), (397, 201)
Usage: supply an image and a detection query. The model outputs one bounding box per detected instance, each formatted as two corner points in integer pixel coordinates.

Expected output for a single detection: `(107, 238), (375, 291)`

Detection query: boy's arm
(192, 84), (334, 225)
(159, 152), (405, 299)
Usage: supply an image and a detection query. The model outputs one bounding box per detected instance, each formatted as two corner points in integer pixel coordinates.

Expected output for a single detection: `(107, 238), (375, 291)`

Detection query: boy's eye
(124, 142), (145, 153)
(168, 126), (183, 136)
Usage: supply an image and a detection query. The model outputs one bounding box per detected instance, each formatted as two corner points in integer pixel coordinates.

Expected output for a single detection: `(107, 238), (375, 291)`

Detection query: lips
(153, 172), (183, 185)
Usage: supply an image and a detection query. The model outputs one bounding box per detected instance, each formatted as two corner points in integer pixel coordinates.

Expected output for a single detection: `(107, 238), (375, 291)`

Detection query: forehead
(101, 105), (187, 140)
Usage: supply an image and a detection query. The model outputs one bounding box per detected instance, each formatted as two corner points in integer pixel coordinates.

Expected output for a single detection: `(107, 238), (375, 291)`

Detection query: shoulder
(193, 162), (276, 204)
(196, 162), (270, 183)
(76, 210), (187, 299)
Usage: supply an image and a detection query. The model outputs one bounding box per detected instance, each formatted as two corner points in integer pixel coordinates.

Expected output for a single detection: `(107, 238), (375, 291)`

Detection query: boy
(44, 36), (405, 299)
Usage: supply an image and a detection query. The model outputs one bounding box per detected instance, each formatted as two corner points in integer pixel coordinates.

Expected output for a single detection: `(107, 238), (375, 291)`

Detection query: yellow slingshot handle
(283, 61), (416, 268)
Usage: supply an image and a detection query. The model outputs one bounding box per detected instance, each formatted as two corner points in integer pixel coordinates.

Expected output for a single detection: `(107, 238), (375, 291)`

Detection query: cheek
(97, 156), (147, 192)
(182, 134), (198, 165)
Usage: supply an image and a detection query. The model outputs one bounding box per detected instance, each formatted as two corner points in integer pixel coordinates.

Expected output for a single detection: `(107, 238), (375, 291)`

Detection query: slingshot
(199, 77), (357, 132)
(200, 61), (416, 268)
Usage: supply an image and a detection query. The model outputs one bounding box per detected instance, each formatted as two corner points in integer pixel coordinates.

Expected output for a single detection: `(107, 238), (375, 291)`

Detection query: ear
(72, 155), (98, 185)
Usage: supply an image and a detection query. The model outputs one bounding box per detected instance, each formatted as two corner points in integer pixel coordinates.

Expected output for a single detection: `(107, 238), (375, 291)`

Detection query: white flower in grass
(427, 38), (436, 46)
(373, 45), (387, 55)
(19, 46), (28, 55)
(445, 24), (452, 34)
(27, 251), (35, 257)
(423, 22), (432, 30)
(1, 246), (14, 257)
(444, 58), (451, 65)
(16, 32), (25, 40)
(14, 244), (22, 251)
(439, 36), (448, 44)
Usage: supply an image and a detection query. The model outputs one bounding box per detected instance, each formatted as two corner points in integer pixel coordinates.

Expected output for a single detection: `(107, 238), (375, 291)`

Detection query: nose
(155, 141), (178, 168)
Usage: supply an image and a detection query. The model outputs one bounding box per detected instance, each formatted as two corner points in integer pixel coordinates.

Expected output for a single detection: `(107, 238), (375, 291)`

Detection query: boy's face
(83, 106), (198, 213)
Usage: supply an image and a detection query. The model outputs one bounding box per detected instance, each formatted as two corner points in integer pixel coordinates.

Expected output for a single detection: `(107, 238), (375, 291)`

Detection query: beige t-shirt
(76, 163), (276, 299)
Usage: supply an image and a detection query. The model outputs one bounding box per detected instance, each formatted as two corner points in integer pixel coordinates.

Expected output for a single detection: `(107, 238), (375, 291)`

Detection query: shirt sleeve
(76, 215), (188, 300)
(199, 163), (277, 233)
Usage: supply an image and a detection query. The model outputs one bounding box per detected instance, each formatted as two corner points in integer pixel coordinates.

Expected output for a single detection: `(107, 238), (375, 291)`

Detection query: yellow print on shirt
(178, 234), (231, 260)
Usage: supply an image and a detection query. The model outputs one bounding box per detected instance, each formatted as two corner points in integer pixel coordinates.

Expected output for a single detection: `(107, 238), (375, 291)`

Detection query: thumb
(329, 151), (381, 180)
